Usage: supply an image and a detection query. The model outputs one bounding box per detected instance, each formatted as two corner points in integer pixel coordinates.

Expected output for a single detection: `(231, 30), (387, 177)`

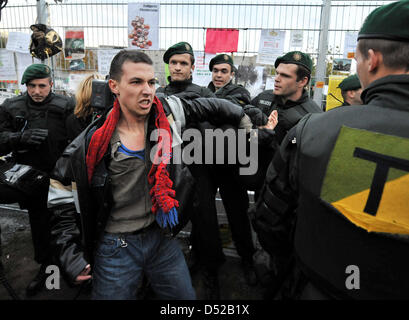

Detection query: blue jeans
(92, 226), (196, 300)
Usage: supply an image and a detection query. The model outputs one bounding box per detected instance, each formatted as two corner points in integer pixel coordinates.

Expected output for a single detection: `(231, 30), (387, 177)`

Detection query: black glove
(20, 129), (48, 146)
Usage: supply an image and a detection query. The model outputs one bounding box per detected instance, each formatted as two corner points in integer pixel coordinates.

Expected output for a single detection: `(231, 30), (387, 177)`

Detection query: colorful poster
(128, 3), (159, 50)
(257, 30), (286, 65)
(192, 51), (216, 87)
(6, 32), (31, 54)
(64, 28), (85, 60)
(332, 58), (351, 73)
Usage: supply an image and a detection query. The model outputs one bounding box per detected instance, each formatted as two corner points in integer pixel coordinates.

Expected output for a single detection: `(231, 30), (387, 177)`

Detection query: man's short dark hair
(358, 39), (409, 71)
(109, 50), (153, 81)
(295, 64), (311, 83)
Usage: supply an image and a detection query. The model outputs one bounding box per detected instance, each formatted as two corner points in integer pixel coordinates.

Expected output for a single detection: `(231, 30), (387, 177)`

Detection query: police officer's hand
(20, 128), (48, 146)
(265, 110), (278, 130)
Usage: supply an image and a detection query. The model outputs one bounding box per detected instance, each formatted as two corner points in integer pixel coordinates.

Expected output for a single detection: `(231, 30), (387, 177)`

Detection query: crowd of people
(0, 0), (408, 300)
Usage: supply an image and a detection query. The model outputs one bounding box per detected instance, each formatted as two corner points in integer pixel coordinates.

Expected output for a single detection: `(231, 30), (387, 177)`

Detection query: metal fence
(0, 0), (396, 103)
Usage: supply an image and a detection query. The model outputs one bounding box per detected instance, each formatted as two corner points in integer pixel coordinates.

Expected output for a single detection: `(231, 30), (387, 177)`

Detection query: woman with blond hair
(66, 73), (104, 142)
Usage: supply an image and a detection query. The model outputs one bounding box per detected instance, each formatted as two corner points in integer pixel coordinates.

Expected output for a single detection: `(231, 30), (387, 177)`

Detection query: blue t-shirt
(118, 143), (145, 161)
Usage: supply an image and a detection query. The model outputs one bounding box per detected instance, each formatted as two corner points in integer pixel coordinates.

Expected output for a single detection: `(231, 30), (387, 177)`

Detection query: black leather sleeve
(181, 97), (245, 127)
(48, 141), (89, 284)
(0, 101), (20, 155)
(251, 125), (300, 260)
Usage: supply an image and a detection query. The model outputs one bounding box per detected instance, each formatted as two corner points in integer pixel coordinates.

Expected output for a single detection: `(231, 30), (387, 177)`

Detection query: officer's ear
(191, 64), (195, 74)
(231, 71), (235, 80)
(298, 76), (309, 88)
(367, 49), (381, 72)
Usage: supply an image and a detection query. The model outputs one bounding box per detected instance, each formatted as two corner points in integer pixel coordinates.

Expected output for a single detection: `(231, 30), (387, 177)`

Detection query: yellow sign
(326, 75), (347, 111)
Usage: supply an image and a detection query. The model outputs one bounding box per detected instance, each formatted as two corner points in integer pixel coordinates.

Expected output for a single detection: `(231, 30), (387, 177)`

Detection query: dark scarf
(85, 97), (179, 228)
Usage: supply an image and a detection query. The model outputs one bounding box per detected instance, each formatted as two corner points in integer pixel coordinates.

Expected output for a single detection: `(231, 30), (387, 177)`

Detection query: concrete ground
(0, 196), (270, 301)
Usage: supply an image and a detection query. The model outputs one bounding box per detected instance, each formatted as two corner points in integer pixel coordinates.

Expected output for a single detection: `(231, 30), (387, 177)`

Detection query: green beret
(275, 51), (313, 73)
(21, 64), (51, 85)
(358, 1), (409, 42)
(209, 54), (234, 71)
(338, 74), (361, 91)
(163, 42), (195, 64)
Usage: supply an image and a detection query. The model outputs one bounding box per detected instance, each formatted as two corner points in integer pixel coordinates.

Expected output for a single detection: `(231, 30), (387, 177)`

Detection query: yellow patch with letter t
(321, 126), (409, 235)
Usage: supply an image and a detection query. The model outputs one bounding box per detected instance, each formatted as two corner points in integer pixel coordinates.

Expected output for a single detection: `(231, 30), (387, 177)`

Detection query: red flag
(205, 28), (239, 53)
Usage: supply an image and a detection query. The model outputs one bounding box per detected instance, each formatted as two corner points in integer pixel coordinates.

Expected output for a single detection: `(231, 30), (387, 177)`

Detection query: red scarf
(85, 97), (179, 228)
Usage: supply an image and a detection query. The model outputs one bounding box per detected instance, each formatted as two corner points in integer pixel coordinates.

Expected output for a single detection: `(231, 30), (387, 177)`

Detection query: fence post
(313, 0), (332, 109)
(36, 0), (48, 25)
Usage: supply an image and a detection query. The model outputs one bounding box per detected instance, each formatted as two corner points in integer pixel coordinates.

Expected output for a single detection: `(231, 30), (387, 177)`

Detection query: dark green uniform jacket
(252, 74), (409, 299)
(251, 89), (322, 144)
(207, 81), (251, 107)
(156, 77), (215, 100)
(0, 92), (75, 173)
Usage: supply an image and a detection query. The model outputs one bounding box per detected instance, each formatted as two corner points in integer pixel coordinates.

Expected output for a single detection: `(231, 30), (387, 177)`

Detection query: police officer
(337, 74), (363, 107)
(252, 1), (409, 299)
(0, 64), (75, 296)
(251, 51), (322, 144)
(205, 53), (258, 288)
(208, 54), (251, 107)
(156, 41), (214, 99)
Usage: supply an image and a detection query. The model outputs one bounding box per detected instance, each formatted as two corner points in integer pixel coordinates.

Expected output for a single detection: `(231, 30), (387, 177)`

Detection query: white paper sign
(16, 52), (41, 91)
(6, 32), (31, 54)
(290, 30), (304, 48)
(192, 51), (216, 87)
(257, 30), (286, 65)
(244, 66), (264, 98)
(0, 49), (17, 80)
(344, 32), (358, 59)
(128, 3), (159, 50)
(98, 49), (120, 76)
(265, 77), (275, 91)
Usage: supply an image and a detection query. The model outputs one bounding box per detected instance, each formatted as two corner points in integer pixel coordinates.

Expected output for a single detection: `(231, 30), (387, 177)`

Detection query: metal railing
(0, 0), (396, 103)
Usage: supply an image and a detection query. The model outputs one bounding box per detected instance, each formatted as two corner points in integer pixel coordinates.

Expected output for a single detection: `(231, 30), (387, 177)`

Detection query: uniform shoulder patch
(321, 126), (409, 235)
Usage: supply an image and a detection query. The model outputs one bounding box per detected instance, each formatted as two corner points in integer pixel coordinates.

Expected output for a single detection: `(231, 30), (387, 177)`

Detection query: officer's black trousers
(0, 182), (52, 264)
(189, 164), (255, 271)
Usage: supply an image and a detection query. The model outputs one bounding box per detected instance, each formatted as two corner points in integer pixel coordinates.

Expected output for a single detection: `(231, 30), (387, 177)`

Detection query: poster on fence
(290, 30), (303, 48)
(64, 28), (85, 60)
(332, 58), (351, 73)
(98, 49), (120, 76)
(6, 32), (31, 54)
(191, 51), (216, 87)
(257, 29), (285, 65)
(128, 3), (159, 50)
(344, 32), (358, 59)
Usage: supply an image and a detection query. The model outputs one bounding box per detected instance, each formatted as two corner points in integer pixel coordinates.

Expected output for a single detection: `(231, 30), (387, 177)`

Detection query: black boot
(26, 263), (49, 297)
(202, 267), (220, 300)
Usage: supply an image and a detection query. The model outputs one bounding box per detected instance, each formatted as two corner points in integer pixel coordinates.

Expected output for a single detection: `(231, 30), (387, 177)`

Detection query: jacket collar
(361, 74), (409, 111)
(167, 76), (193, 89)
(208, 80), (233, 93)
(277, 89), (310, 109)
